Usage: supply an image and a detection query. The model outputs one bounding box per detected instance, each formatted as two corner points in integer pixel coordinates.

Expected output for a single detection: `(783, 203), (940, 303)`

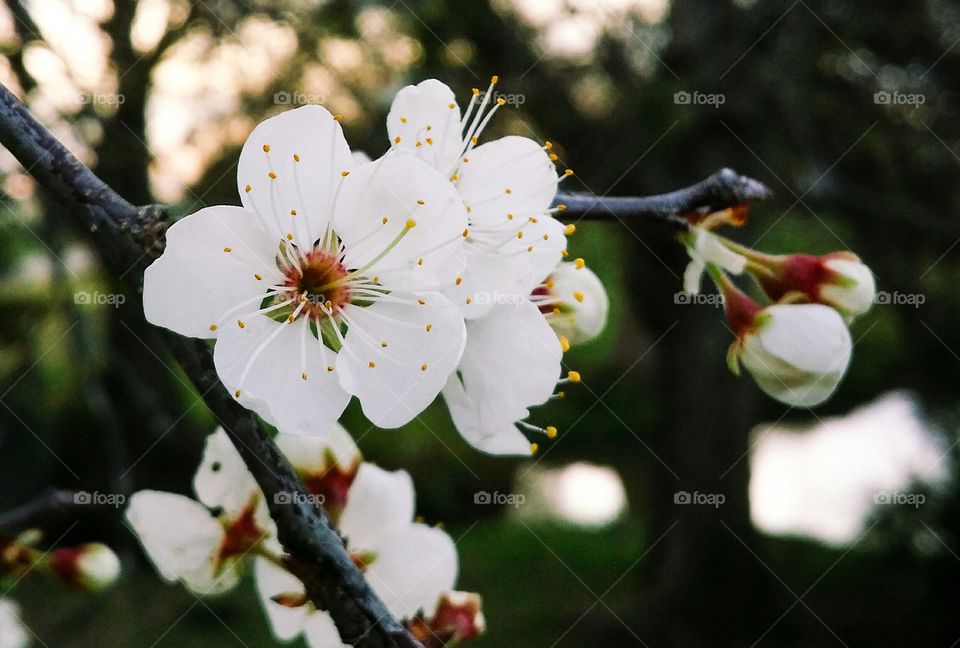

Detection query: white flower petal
(339, 464), (415, 552)
(683, 257), (706, 295)
(547, 262), (609, 345)
(303, 611), (348, 648)
(690, 228), (747, 275)
(333, 156), (467, 291)
(457, 136), (558, 227)
(822, 257), (876, 318)
(0, 598), (28, 648)
(253, 557), (311, 642)
(336, 293), (466, 429)
(213, 316), (351, 435)
(457, 300), (561, 424)
(275, 422), (360, 476)
(741, 304), (852, 407)
(442, 373), (533, 456)
(387, 79), (462, 173)
(365, 524), (458, 620)
(143, 206), (282, 339)
(125, 491), (237, 595)
(238, 105), (353, 246)
(193, 427), (259, 515)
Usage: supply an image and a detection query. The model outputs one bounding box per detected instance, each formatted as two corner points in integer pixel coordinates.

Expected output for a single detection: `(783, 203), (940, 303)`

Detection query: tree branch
(0, 490), (81, 537)
(554, 167), (772, 226)
(0, 82), (416, 648)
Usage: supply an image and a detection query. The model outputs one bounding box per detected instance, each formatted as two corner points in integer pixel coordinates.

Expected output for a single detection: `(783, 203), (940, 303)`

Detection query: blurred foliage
(2, 0), (960, 645)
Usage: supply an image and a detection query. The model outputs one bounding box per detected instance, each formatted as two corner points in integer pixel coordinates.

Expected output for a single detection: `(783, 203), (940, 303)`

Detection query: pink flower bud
(49, 542), (120, 592)
(755, 252), (875, 320)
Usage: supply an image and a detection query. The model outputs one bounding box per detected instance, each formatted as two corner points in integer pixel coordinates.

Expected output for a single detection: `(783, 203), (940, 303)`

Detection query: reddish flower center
(285, 250), (351, 318)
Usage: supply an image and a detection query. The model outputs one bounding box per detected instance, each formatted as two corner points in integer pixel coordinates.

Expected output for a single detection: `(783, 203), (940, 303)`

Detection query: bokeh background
(1, 0), (959, 646)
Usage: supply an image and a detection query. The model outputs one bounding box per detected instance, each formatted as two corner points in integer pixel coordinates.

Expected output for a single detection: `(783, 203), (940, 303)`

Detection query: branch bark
(0, 490), (81, 537)
(554, 167), (772, 226)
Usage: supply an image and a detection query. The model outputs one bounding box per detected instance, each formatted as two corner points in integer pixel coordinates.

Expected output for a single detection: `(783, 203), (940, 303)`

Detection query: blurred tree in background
(1, 0), (959, 645)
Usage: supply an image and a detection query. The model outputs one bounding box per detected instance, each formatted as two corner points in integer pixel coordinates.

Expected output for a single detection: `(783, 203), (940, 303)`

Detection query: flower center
(285, 250), (351, 318)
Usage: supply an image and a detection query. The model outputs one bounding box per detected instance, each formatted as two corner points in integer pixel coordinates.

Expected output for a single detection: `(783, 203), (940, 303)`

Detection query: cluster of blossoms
(683, 208), (876, 407)
(126, 426), (484, 646)
(0, 531), (121, 648)
(143, 77), (609, 455)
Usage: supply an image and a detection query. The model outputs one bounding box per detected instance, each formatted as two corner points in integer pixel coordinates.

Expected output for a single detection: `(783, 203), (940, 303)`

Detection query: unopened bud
(49, 543), (121, 592)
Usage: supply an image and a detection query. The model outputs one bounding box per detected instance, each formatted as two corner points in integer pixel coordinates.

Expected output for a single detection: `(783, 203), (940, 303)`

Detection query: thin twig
(0, 490), (80, 536)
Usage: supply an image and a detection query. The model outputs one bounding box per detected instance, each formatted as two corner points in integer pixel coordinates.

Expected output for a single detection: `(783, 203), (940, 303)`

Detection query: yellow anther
(291, 209), (298, 215)
(451, 174), (459, 182)
(564, 224), (576, 235)
(557, 391), (565, 399)
(420, 363), (428, 372)
(416, 199), (425, 205)
(333, 114), (343, 121)
(416, 141), (423, 148)
(471, 136), (478, 145)
(426, 137), (433, 145)
(463, 157), (470, 163)
(559, 335), (570, 352)
(543, 234), (549, 241)
(254, 273), (263, 281)
(472, 88), (480, 95)
(546, 426), (558, 439)
(552, 307), (561, 315)
(381, 341), (388, 348)
(517, 231), (524, 239)
(544, 140), (553, 149)
(562, 249), (570, 258)
(507, 213), (514, 220)
(234, 389), (241, 397)
(373, 276), (380, 284)
(557, 204), (567, 211)
(546, 278), (555, 289)
(368, 361), (376, 368)
(462, 228), (469, 237)
(262, 144), (271, 153)
(496, 97), (506, 106)
(567, 370), (581, 383)
(527, 246), (534, 252)
(574, 257), (585, 269)
(448, 103), (456, 109)
(327, 365), (334, 372)
(573, 291), (584, 303)
(325, 300), (333, 310)
(341, 170), (350, 177)
(400, 116), (408, 123)
(293, 153), (300, 162)
(417, 258), (424, 266)
(302, 372), (308, 380)
(209, 324), (218, 331)
(244, 184), (251, 192)
(530, 442), (539, 455)
(223, 247), (232, 253)
(491, 75), (499, 84)
(287, 314), (295, 322)
(286, 233), (294, 240)
(426, 323), (433, 332)
(394, 136), (402, 144)
(382, 216), (389, 224)
(417, 298), (426, 305)
(465, 297), (472, 304)
(406, 218), (417, 228)
(529, 216), (538, 223)
(237, 320), (245, 329)
(268, 171), (277, 179)
(564, 169), (574, 176)
(549, 153), (558, 161)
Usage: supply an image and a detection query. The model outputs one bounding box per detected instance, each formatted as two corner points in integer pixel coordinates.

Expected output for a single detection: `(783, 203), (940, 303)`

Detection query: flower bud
(754, 252), (875, 320)
(536, 262), (609, 346)
(734, 303), (852, 407)
(682, 227), (747, 295)
(49, 542), (121, 592)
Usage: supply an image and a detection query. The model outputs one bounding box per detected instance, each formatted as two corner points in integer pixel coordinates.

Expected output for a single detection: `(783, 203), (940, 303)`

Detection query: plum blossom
(715, 268), (852, 408)
(532, 259), (610, 347)
(143, 105), (469, 432)
(386, 78), (569, 319)
(125, 428), (281, 595)
(255, 432), (464, 644)
(0, 598), (28, 648)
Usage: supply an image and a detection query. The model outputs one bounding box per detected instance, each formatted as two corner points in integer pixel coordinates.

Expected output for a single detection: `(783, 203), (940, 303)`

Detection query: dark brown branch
(0, 82), (417, 648)
(554, 167), (772, 227)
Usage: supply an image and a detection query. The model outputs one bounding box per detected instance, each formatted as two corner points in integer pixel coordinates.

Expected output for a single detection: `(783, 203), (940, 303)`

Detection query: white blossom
(0, 599), (28, 648)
